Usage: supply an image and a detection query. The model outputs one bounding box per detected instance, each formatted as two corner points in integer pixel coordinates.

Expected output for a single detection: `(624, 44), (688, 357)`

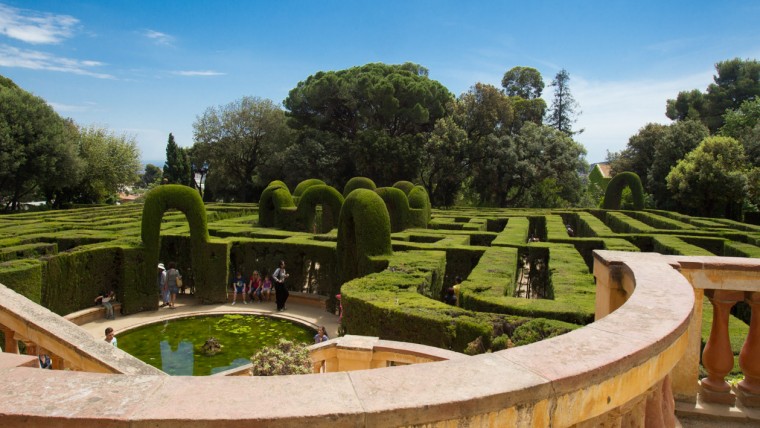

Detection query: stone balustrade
(594, 252), (760, 411)
(0, 250), (695, 426)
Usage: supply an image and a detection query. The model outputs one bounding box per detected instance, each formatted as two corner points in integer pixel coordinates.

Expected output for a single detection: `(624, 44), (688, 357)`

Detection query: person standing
(165, 262), (182, 309)
(272, 260), (290, 311)
(157, 263), (168, 307)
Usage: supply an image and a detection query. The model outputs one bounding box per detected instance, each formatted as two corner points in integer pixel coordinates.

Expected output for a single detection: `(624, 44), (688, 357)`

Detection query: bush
(603, 172), (644, 210)
(392, 180), (416, 195)
(343, 176), (377, 197)
(336, 189), (392, 284)
(250, 339), (312, 376)
(510, 318), (578, 346)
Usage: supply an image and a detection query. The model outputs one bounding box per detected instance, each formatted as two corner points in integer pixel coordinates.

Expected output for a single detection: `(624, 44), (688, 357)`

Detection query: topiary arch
(336, 189), (392, 284)
(141, 185), (210, 307)
(602, 172), (645, 210)
(295, 184), (345, 233)
(259, 182), (296, 229)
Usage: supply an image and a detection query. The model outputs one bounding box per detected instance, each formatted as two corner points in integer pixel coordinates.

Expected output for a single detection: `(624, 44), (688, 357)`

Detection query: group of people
(157, 262), (182, 309)
(232, 260), (290, 311)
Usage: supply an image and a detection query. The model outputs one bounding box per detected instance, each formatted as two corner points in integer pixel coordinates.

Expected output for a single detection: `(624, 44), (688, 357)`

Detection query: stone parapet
(0, 251), (694, 426)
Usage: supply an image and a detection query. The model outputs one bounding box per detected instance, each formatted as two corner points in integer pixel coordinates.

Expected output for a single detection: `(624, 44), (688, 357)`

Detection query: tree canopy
(163, 133), (192, 186)
(666, 136), (747, 218)
(192, 96), (291, 202)
(545, 69), (581, 136)
(667, 58), (760, 132)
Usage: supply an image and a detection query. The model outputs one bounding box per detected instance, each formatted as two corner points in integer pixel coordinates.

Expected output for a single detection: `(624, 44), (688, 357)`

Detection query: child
(231, 271), (247, 305)
(260, 271), (273, 302)
(249, 271), (262, 302)
(104, 327), (117, 348)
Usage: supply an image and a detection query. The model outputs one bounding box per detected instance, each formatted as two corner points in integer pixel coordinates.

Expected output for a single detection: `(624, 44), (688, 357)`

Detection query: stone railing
(594, 252), (760, 413)
(0, 251), (694, 426)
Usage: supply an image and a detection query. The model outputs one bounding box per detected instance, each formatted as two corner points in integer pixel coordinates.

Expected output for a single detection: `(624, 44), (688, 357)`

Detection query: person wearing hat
(157, 263), (168, 307)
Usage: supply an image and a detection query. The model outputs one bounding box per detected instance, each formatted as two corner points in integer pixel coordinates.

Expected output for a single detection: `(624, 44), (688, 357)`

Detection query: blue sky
(1, 1), (759, 165)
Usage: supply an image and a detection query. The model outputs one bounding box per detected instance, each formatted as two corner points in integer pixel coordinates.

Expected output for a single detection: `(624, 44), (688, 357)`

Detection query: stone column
(700, 289), (743, 404)
(593, 259), (628, 320)
(1, 325), (18, 353)
(736, 291), (760, 407)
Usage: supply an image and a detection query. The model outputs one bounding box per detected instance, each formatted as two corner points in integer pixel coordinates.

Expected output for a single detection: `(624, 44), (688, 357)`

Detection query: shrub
(250, 339), (312, 376)
(343, 177), (376, 197)
(292, 179), (325, 199)
(511, 318), (578, 346)
(603, 172), (644, 210)
(392, 180), (416, 195)
(408, 185), (431, 228)
(258, 183), (296, 229)
(336, 189), (392, 284)
(374, 187), (411, 232)
(295, 184), (344, 233)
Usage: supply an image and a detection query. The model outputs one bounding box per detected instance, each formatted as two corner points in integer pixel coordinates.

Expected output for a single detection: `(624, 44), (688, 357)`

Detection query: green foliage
(60, 125), (141, 205)
(295, 184), (344, 233)
(418, 117), (468, 206)
(603, 172), (645, 210)
(258, 182), (297, 229)
(0, 259), (43, 303)
(667, 58), (760, 132)
(0, 78), (77, 210)
(375, 187), (411, 232)
(545, 69), (581, 136)
(502, 66), (544, 99)
(666, 136), (747, 218)
(140, 164), (163, 188)
(141, 184), (210, 309)
(407, 185), (431, 228)
(343, 177), (377, 197)
(284, 62), (452, 186)
(336, 189), (392, 284)
(250, 339), (312, 376)
(510, 318), (578, 346)
(164, 133), (193, 186)
(392, 181), (416, 195)
(292, 179), (325, 199)
(192, 97), (292, 202)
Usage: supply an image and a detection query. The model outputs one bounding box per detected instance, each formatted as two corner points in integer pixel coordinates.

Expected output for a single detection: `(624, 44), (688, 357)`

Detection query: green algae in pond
(117, 315), (313, 376)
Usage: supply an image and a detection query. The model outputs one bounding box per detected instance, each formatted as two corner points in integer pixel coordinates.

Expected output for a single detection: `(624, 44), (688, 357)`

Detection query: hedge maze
(1, 179), (758, 356)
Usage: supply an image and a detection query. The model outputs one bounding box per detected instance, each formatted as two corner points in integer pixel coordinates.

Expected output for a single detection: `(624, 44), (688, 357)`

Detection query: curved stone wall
(0, 251), (695, 426)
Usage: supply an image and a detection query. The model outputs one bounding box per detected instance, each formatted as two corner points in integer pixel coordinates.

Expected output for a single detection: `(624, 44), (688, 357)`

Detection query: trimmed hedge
(0, 259), (43, 303)
(408, 185), (431, 228)
(603, 172), (645, 210)
(375, 187), (411, 232)
(141, 184), (210, 312)
(343, 176), (377, 197)
(292, 178), (325, 199)
(336, 189), (393, 284)
(392, 180), (416, 195)
(258, 183), (297, 229)
(295, 184), (344, 233)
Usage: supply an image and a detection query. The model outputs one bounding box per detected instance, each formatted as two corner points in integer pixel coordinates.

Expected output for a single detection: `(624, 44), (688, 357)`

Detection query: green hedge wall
(375, 187), (411, 233)
(258, 183), (297, 229)
(141, 184), (210, 310)
(336, 189), (393, 284)
(0, 259), (43, 304)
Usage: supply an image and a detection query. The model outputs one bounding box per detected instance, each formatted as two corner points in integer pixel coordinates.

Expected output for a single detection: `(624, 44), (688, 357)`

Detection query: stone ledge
(65, 303), (123, 326)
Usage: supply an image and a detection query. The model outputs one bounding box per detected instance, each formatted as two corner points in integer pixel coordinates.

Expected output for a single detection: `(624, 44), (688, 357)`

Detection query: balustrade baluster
(737, 291), (760, 407)
(700, 289), (743, 404)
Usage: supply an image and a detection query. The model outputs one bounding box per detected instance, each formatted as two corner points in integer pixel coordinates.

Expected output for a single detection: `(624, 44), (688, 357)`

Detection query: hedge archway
(259, 182), (296, 228)
(293, 179), (325, 199)
(141, 185), (210, 307)
(337, 189), (392, 284)
(602, 172), (645, 210)
(296, 184), (344, 233)
(375, 187), (410, 232)
(408, 185), (432, 228)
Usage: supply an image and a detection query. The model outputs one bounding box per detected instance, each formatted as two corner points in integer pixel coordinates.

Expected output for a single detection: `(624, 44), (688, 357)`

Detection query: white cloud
(0, 3), (78, 44)
(548, 70), (715, 162)
(143, 29), (175, 46)
(0, 44), (114, 79)
(171, 70), (226, 77)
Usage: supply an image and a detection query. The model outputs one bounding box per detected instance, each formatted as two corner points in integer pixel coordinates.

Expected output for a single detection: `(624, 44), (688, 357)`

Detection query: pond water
(117, 314), (314, 376)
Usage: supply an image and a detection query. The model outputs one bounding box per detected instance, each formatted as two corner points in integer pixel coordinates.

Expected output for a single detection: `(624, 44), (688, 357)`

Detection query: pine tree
(163, 133), (192, 186)
(546, 69), (582, 136)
